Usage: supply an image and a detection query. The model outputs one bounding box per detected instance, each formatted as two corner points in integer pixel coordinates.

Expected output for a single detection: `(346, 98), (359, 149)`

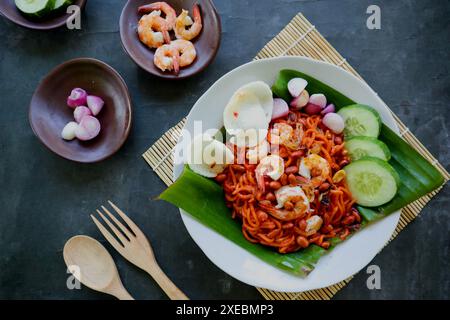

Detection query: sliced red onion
(287, 78), (308, 97)
(67, 88), (88, 108)
(290, 90), (309, 109)
(309, 93), (327, 109)
(61, 122), (79, 140)
(271, 98), (289, 120)
(75, 116), (101, 141)
(322, 112), (345, 134)
(73, 106), (92, 123)
(304, 103), (322, 115)
(321, 104), (335, 115)
(86, 95), (105, 116)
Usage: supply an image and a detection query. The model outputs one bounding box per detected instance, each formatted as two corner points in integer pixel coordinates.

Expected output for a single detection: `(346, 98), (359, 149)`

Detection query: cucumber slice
(345, 136), (391, 161)
(15, 0), (55, 18)
(344, 157), (400, 207)
(337, 104), (381, 138)
(53, 0), (72, 11)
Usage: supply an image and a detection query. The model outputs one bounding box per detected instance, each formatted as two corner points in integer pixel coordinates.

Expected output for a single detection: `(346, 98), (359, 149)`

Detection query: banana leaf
(159, 69), (444, 276)
(160, 166), (322, 276)
(272, 69), (444, 222)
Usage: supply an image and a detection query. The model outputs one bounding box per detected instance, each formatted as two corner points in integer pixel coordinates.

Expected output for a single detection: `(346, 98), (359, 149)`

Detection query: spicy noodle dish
(184, 76), (399, 255)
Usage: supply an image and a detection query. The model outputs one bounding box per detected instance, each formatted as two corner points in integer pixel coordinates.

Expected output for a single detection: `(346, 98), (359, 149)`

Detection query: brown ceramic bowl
(120, 0), (221, 79)
(29, 58), (132, 163)
(0, 0), (87, 30)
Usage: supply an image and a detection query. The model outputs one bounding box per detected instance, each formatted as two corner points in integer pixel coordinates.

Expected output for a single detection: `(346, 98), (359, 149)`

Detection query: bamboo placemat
(143, 13), (449, 300)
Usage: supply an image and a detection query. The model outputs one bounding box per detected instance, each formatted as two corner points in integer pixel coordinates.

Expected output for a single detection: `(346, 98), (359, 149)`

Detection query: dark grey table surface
(0, 0), (448, 300)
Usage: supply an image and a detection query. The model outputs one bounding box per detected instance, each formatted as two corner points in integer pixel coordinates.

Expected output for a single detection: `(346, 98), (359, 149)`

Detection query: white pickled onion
(321, 104), (335, 115)
(290, 90), (309, 109)
(271, 98), (289, 120)
(287, 78), (308, 97)
(61, 122), (79, 140)
(75, 116), (101, 141)
(86, 95), (105, 116)
(304, 103), (322, 115)
(309, 93), (327, 109)
(73, 106), (92, 123)
(67, 88), (88, 108)
(322, 112), (345, 134)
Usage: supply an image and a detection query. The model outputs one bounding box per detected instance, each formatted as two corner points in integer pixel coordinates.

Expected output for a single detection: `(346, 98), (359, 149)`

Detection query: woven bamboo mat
(143, 13), (449, 300)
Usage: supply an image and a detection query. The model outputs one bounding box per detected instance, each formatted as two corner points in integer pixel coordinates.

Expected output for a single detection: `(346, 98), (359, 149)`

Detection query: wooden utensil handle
(146, 264), (189, 300)
(114, 289), (135, 300)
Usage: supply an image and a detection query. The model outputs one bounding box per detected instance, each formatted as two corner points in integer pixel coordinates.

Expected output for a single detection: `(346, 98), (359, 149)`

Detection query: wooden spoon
(63, 235), (134, 300)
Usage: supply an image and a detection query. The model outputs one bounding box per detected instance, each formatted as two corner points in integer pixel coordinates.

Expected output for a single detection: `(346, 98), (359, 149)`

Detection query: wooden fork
(90, 201), (189, 300)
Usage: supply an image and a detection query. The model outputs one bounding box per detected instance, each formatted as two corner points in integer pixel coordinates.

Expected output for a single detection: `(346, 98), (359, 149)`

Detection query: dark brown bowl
(120, 0), (221, 79)
(0, 0), (87, 30)
(29, 58), (132, 163)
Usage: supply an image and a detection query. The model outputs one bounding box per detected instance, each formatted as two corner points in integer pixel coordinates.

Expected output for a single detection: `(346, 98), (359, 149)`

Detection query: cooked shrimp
(305, 215), (323, 236)
(174, 4), (203, 41)
(138, 2), (176, 30)
(299, 154), (331, 187)
(274, 186), (309, 209)
(138, 13), (171, 49)
(255, 155), (284, 191)
(258, 186), (310, 221)
(154, 44), (180, 74)
(246, 140), (270, 164)
(170, 39), (197, 67)
(270, 123), (303, 150)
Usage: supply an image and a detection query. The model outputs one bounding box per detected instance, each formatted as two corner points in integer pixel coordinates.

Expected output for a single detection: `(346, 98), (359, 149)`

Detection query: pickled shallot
(304, 103), (322, 115)
(87, 95), (105, 116)
(290, 90), (309, 109)
(321, 104), (335, 115)
(309, 93), (327, 109)
(271, 98), (289, 120)
(322, 112), (345, 134)
(73, 106), (92, 123)
(67, 88), (87, 108)
(287, 78), (308, 97)
(61, 122), (79, 141)
(62, 88), (106, 142)
(75, 116), (101, 141)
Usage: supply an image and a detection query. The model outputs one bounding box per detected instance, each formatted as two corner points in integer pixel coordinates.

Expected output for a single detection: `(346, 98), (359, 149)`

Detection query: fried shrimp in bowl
(154, 44), (180, 74)
(137, 12), (171, 49)
(123, 0), (220, 77)
(174, 4), (203, 41)
(138, 1), (177, 30)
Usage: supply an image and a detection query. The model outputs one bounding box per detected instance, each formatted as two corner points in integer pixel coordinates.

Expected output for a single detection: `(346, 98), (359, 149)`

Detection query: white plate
(173, 56), (400, 292)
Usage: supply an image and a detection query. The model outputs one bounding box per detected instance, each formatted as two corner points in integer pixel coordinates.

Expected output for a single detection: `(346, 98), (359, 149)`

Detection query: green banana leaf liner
(159, 69), (444, 277)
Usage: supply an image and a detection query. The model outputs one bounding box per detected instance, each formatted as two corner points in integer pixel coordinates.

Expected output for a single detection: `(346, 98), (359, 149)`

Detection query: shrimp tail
(172, 50), (180, 75)
(255, 172), (266, 193)
(258, 202), (289, 221)
(258, 202), (273, 213)
(138, 3), (159, 14)
(193, 4), (202, 24)
(258, 202), (303, 222)
(162, 29), (171, 44)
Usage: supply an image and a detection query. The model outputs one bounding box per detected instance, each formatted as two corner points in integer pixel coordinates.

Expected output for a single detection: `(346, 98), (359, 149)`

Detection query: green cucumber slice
(15, 0), (55, 18)
(344, 157), (400, 207)
(345, 136), (391, 161)
(53, 0), (72, 11)
(337, 104), (381, 138)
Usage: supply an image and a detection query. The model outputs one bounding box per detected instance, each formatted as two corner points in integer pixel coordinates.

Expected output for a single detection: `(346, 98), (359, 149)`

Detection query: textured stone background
(0, 0), (448, 299)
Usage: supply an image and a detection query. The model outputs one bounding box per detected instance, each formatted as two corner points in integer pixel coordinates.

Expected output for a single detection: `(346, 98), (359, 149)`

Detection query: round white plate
(173, 56), (400, 292)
